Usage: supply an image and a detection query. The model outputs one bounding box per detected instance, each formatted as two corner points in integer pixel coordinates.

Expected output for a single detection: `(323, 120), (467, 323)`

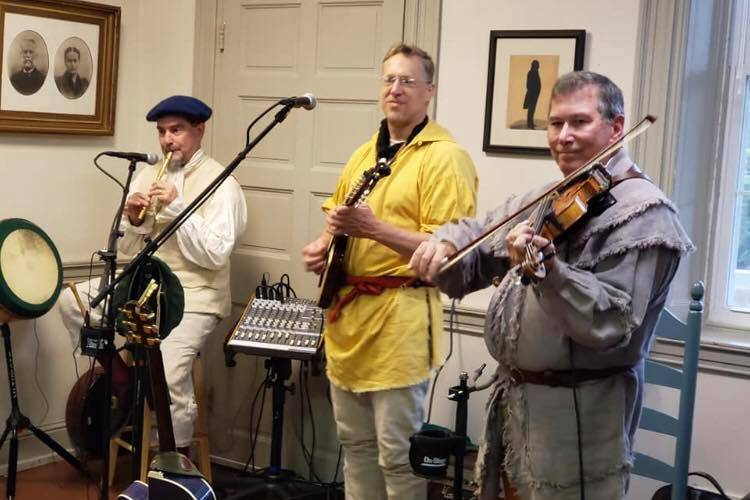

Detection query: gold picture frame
(0, 0), (120, 135)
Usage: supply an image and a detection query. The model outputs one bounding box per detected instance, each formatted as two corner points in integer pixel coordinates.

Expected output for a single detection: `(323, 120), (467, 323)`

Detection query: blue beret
(146, 95), (212, 122)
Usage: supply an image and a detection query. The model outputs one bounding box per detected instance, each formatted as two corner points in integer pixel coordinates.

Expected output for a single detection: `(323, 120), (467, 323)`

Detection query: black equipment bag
(651, 472), (731, 500)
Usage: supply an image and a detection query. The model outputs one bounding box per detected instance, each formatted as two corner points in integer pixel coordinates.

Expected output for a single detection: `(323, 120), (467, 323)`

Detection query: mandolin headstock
(118, 278), (160, 347)
(343, 157), (392, 207)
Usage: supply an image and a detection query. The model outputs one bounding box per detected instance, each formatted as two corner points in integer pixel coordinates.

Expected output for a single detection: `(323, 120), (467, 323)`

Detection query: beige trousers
(159, 313), (216, 447)
(330, 382), (428, 500)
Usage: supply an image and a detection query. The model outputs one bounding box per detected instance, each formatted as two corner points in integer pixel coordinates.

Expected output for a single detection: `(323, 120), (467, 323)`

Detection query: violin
(439, 114), (656, 281)
(519, 162), (616, 283)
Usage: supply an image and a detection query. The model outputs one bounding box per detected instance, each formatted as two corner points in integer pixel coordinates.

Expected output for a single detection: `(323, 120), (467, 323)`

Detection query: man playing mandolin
(302, 44), (477, 500)
(410, 71), (695, 499)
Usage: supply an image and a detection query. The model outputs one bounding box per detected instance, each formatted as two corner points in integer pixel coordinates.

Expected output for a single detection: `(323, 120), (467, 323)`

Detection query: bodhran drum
(0, 219), (63, 324)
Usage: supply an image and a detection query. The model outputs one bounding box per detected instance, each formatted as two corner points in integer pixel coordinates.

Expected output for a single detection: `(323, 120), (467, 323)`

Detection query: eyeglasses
(381, 75), (432, 88)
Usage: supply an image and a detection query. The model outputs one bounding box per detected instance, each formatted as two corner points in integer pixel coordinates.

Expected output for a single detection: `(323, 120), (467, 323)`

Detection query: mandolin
(117, 279), (215, 500)
(317, 158), (392, 308)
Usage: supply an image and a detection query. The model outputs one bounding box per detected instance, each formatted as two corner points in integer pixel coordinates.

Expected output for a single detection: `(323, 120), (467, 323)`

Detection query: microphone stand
(447, 365), (496, 500)
(78, 156), (139, 500)
(87, 101), (297, 494)
(90, 101), (295, 310)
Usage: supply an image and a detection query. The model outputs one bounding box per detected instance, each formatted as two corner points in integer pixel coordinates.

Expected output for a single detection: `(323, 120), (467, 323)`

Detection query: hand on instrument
(409, 240), (457, 284)
(147, 180), (178, 207)
(125, 192), (150, 225)
(326, 204), (380, 238)
(505, 221), (556, 272)
(302, 235), (331, 274)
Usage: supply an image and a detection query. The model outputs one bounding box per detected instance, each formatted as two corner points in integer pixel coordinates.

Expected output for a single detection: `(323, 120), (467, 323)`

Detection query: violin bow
(439, 114), (657, 274)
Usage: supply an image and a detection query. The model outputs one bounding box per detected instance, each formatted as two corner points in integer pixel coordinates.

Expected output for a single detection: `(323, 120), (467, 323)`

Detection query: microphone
(281, 93), (317, 110)
(101, 151), (160, 165)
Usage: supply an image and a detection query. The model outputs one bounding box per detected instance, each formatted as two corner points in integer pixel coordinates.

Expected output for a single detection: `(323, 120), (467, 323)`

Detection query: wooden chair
(191, 353), (211, 482)
(633, 281), (705, 500)
(108, 354), (212, 486)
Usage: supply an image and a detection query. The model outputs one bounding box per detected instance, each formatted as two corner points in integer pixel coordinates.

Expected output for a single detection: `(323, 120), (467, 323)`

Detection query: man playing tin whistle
(61, 95), (247, 457)
(119, 95), (247, 456)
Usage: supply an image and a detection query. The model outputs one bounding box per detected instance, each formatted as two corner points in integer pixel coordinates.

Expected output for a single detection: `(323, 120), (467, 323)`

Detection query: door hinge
(218, 21), (226, 53)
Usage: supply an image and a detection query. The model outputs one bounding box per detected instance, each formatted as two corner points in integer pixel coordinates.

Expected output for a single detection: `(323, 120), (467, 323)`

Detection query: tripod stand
(445, 365), (496, 500)
(220, 357), (334, 500)
(0, 323), (90, 499)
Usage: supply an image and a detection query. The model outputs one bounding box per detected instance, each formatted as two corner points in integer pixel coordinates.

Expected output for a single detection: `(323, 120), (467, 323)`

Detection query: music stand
(0, 323), (92, 499)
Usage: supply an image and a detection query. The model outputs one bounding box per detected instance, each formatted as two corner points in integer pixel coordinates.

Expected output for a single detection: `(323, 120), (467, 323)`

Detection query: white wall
(2, 1), (748, 498)
(429, 1), (750, 498)
(0, 0), (196, 263)
(0, 0), (197, 472)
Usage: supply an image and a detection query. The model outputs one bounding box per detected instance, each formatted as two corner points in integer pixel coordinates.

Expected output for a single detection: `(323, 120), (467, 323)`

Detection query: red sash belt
(327, 275), (425, 323)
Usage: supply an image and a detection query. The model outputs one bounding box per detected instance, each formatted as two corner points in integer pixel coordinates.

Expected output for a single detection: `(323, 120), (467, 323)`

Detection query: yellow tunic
(322, 121), (477, 391)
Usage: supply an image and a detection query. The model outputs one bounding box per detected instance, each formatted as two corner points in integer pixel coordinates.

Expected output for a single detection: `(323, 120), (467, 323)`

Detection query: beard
(166, 150), (191, 168)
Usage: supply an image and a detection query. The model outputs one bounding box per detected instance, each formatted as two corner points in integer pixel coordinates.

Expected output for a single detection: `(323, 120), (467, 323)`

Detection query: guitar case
(116, 453), (216, 500)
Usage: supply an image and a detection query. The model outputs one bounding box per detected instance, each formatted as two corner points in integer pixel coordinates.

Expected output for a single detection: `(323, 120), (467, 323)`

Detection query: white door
(213, 0), (406, 303)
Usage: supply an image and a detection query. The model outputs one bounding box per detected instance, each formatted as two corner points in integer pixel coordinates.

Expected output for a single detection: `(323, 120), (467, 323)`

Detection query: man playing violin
(410, 71), (694, 499)
(302, 44), (477, 500)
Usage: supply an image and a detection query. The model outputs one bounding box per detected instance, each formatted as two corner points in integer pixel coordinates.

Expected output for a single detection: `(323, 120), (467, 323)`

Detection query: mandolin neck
(146, 345), (176, 452)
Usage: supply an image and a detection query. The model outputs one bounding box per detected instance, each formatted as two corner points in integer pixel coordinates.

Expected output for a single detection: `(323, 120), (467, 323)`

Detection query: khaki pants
(330, 382), (428, 500)
(160, 312), (217, 447)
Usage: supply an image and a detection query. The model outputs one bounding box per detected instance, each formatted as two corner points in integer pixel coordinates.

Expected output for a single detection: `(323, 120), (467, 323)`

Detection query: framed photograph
(0, 0), (120, 135)
(483, 30), (585, 155)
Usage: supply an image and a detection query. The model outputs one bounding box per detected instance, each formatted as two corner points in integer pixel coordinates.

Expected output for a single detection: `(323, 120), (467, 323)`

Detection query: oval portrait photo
(7, 30), (49, 96)
(54, 37), (93, 100)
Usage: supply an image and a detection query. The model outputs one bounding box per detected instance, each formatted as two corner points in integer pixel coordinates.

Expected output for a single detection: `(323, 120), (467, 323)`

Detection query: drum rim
(0, 218), (63, 319)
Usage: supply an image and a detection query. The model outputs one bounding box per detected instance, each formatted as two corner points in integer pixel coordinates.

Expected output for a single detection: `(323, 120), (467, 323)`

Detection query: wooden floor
(0, 457), (344, 499)
(0, 456), (137, 500)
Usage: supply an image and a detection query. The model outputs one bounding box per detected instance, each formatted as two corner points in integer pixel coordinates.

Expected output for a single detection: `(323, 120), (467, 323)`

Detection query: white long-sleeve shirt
(120, 149), (247, 317)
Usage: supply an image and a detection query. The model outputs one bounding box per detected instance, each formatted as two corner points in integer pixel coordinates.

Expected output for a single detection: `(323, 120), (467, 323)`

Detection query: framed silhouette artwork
(483, 29), (585, 155)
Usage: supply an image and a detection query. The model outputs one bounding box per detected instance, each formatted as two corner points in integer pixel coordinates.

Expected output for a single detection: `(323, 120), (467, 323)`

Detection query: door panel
(214, 0), (405, 301)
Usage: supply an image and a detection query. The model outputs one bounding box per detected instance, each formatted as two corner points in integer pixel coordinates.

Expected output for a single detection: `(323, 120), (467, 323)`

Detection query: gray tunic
(434, 150), (694, 499)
